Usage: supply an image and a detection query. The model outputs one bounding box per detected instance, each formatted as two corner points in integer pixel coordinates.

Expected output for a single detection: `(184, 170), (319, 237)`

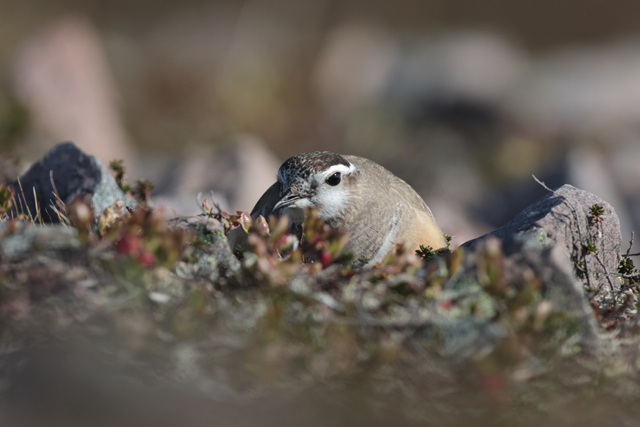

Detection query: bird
(249, 151), (447, 266)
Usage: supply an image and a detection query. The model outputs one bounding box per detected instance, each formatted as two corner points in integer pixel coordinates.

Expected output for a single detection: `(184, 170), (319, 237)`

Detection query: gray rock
(438, 233), (600, 354)
(455, 184), (625, 345)
(465, 184), (621, 293)
(0, 224), (80, 258)
(506, 40), (640, 132)
(8, 141), (135, 222)
(168, 214), (240, 282)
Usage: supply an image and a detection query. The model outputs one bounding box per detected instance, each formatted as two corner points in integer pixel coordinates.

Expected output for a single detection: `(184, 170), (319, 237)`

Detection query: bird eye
(326, 172), (341, 186)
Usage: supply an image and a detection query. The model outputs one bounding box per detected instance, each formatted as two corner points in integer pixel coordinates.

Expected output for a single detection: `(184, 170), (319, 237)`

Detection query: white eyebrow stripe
(322, 163), (356, 179)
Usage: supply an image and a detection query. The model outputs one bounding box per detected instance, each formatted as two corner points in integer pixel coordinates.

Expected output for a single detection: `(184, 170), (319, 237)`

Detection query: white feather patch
(367, 211), (400, 266)
(321, 162), (356, 179)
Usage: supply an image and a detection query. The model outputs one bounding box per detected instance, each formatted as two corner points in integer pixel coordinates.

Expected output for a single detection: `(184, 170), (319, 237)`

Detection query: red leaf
(137, 251), (156, 266)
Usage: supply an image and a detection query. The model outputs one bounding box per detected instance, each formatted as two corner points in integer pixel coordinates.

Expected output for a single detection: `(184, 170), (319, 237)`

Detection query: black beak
(273, 189), (301, 210)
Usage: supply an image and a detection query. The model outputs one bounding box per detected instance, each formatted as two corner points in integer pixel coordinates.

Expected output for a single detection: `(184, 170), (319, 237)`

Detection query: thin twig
(10, 191), (18, 219)
(13, 187), (24, 219)
(594, 251), (615, 292)
(48, 170), (71, 226)
(626, 232), (634, 258)
(49, 203), (71, 226)
(32, 187), (43, 225)
(17, 177), (34, 224)
(532, 174), (555, 193)
(49, 170), (60, 197)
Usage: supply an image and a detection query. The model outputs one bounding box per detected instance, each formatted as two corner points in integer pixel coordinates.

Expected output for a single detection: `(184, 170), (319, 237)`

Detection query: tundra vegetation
(1, 149), (640, 426)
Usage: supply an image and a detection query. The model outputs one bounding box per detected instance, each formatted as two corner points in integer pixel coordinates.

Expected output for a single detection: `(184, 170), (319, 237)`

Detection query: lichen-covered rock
(168, 214), (240, 282)
(0, 225), (91, 311)
(0, 224), (80, 259)
(457, 184), (627, 340)
(8, 142), (135, 222)
(443, 236), (600, 353)
(464, 184), (622, 294)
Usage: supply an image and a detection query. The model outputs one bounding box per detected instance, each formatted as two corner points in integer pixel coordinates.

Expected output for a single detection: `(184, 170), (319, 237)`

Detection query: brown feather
(339, 155), (447, 263)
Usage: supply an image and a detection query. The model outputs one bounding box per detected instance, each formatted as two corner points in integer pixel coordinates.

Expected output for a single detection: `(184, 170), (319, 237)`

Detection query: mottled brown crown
(278, 151), (351, 186)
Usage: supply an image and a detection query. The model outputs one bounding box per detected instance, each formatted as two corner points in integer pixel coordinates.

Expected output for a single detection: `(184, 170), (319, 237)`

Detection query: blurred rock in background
(314, 22), (397, 115)
(10, 16), (134, 168)
(1, 0), (640, 251)
(506, 41), (640, 133)
(148, 135), (281, 216)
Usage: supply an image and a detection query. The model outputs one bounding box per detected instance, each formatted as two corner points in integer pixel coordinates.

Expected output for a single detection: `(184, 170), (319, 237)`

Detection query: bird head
(273, 152), (359, 223)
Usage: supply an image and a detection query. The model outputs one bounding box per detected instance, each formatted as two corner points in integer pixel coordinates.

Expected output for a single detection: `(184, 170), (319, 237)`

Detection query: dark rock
(8, 142), (134, 222)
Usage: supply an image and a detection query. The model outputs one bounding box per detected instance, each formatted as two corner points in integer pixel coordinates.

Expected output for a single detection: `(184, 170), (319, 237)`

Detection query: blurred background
(1, 0), (640, 248)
